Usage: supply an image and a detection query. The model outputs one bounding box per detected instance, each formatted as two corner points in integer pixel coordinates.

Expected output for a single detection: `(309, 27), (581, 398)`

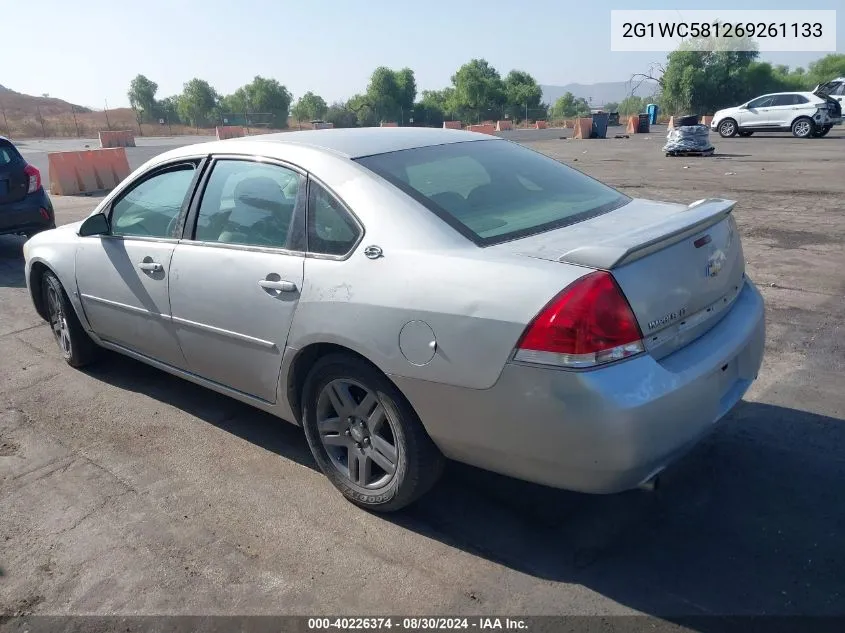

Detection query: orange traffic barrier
(666, 116), (675, 130)
(380, 121), (398, 127)
(466, 124), (497, 135)
(535, 120), (547, 129)
(572, 117), (593, 139)
(48, 148), (130, 196)
(627, 115), (642, 134)
(443, 120), (462, 130)
(701, 115), (713, 126)
(98, 130), (135, 148)
(215, 126), (245, 140)
(496, 120), (513, 131)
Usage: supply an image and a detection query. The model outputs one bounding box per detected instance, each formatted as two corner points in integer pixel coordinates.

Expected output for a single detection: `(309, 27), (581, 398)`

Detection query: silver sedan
(24, 128), (765, 511)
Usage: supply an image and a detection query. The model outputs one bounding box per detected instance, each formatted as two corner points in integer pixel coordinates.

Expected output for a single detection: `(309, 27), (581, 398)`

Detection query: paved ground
(1, 131), (843, 621)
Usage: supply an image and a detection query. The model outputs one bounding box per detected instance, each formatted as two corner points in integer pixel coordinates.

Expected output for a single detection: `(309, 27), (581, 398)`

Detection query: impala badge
(706, 249), (727, 278)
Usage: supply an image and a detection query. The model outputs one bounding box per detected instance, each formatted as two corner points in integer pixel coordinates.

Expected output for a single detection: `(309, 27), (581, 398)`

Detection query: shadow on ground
(83, 351), (845, 620)
(0, 236), (26, 288)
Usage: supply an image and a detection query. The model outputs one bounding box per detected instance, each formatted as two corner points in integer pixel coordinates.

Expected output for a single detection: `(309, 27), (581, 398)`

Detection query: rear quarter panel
(285, 158), (593, 391)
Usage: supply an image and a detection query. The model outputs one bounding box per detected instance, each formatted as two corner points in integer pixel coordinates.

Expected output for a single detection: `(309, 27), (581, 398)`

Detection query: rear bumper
(394, 278), (766, 493)
(0, 188), (55, 236)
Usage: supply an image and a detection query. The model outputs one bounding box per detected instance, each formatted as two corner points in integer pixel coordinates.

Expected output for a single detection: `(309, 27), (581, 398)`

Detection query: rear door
(168, 156), (306, 403)
(768, 94), (805, 127)
(75, 159), (202, 367)
(0, 139), (28, 204)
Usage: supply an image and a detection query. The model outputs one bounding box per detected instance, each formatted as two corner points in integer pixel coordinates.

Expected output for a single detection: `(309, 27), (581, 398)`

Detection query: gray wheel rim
(47, 285), (71, 358)
(721, 121), (735, 135)
(316, 378), (399, 489)
(795, 120), (811, 137)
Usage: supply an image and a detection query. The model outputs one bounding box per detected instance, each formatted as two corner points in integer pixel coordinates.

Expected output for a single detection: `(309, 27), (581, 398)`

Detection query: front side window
(356, 140), (628, 246)
(194, 159), (303, 249)
(307, 181), (361, 256)
(747, 96), (775, 108)
(110, 164), (196, 238)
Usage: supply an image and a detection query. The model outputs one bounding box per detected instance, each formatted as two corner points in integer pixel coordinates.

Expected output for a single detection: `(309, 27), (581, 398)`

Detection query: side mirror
(79, 214), (110, 237)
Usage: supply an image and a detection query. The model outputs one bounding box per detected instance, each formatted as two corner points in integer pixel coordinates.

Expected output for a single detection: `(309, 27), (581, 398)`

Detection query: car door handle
(138, 261), (163, 272)
(258, 279), (297, 293)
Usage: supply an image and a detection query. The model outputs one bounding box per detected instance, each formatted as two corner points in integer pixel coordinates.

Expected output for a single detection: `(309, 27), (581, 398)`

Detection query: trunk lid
(495, 197), (745, 359)
(0, 140), (28, 204)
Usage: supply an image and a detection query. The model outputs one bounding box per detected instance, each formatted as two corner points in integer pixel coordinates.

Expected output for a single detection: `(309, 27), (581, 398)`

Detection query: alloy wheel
(47, 285), (71, 358)
(794, 120), (812, 137)
(316, 379), (399, 489)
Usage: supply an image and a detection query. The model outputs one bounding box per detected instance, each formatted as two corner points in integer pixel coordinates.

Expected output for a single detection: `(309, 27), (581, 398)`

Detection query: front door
(75, 161), (201, 367)
(168, 157), (306, 402)
(738, 95), (775, 128)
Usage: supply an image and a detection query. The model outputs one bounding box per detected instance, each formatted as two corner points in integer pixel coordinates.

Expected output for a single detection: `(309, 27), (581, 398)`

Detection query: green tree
(618, 95), (645, 115)
(325, 102), (358, 128)
(395, 68), (417, 112)
(347, 93), (379, 127)
(451, 59), (506, 122)
(503, 70), (543, 121)
(234, 76), (292, 128)
(603, 101), (619, 112)
(550, 92), (577, 118)
(178, 78), (220, 128)
(157, 95), (181, 124)
(366, 67), (402, 123)
(291, 92), (328, 122)
(128, 74), (159, 123)
(806, 54), (845, 87)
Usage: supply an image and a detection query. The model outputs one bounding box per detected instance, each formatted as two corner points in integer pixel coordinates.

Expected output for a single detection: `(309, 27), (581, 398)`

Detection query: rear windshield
(0, 141), (21, 167)
(355, 139), (629, 246)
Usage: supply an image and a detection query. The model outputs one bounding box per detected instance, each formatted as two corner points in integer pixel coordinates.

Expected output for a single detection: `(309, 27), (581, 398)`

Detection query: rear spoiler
(558, 198), (736, 269)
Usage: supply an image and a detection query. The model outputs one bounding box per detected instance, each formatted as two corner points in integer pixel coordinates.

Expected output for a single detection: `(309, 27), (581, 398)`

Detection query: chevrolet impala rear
(357, 138), (765, 495)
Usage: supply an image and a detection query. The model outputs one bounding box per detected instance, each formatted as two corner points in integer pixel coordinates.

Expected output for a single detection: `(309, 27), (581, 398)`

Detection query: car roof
(194, 127), (500, 160)
(757, 91), (817, 97)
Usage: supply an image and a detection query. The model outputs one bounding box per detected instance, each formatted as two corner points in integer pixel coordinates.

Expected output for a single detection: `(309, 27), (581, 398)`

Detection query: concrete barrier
(98, 130), (136, 148)
(48, 148), (130, 196)
(215, 126), (246, 140)
(572, 118), (593, 139)
(535, 121), (548, 129)
(313, 122), (334, 130)
(466, 124), (497, 135)
(443, 121), (462, 130)
(496, 120), (513, 131)
(380, 122), (398, 127)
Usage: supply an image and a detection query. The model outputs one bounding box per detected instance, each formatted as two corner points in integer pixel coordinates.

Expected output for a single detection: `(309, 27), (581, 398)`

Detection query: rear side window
(0, 141), (21, 167)
(355, 140), (628, 246)
(307, 181), (361, 256)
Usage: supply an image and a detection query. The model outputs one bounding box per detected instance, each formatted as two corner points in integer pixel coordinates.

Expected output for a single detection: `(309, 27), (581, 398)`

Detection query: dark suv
(0, 136), (55, 238)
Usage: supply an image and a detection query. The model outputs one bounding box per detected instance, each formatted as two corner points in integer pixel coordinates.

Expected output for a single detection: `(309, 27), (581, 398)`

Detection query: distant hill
(541, 80), (659, 107)
(0, 84), (91, 117)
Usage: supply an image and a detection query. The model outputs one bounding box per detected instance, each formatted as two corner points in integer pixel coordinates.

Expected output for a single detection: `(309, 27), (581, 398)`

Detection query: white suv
(711, 91), (841, 139)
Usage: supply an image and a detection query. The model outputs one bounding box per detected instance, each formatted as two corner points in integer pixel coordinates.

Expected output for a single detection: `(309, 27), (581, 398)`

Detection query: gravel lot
(1, 129), (843, 621)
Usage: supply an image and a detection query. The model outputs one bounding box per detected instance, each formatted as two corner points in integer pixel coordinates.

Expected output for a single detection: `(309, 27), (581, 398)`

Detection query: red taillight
(515, 271), (645, 368)
(24, 164), (41, 194)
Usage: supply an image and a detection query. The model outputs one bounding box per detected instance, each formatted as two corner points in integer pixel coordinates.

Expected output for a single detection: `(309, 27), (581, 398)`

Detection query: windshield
(355, 139), (629, 246)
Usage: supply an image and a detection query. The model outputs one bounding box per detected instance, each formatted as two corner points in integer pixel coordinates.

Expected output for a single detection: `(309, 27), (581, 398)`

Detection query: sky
(3, 0), (842, 109)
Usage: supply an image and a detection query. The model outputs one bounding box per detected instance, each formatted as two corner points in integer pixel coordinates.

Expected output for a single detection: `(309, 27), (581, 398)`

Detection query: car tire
(718, 119), (738, 137)
(301, 353), (444, 512)
(791, 117), (815, 138)
(42, 271), (99, 368)
(812, 125), (832, 137)
(738, 131), (754, 137)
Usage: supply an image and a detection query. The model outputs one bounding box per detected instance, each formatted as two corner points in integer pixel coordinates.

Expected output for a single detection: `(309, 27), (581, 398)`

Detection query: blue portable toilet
(646, 103), (659, 125)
